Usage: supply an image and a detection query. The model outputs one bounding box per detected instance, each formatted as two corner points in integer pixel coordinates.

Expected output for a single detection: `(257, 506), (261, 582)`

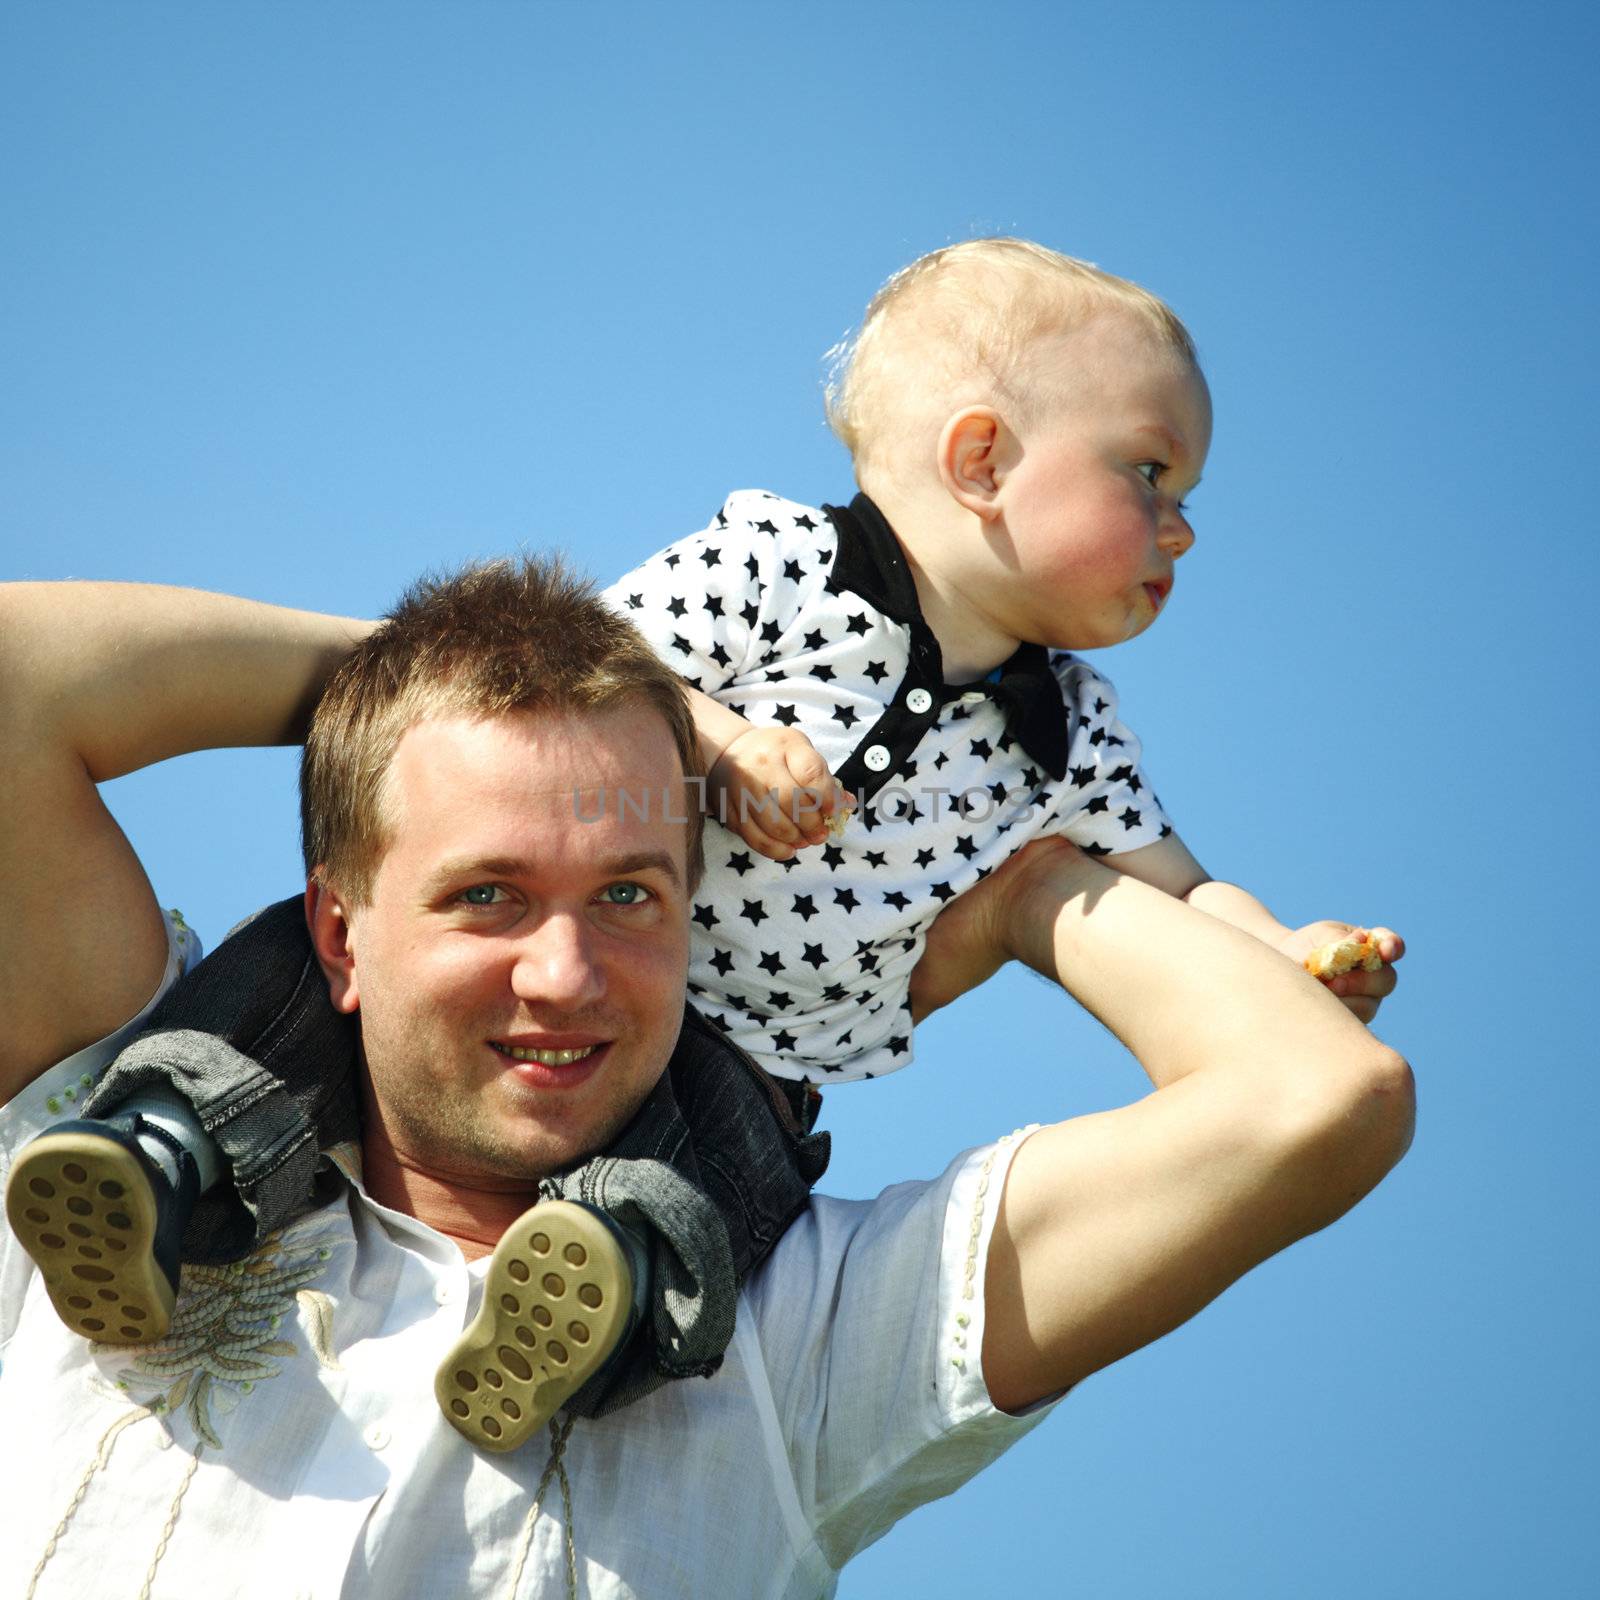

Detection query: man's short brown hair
(301, 555), (704, 903)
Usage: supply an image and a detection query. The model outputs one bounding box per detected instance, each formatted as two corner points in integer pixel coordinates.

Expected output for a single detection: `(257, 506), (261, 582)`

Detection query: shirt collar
(823, 493), (1070, 780)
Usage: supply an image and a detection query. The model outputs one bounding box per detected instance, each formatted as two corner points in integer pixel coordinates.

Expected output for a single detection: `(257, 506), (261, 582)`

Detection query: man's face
(334, 704), (692, 1184)
(988, 314), (1212, 651)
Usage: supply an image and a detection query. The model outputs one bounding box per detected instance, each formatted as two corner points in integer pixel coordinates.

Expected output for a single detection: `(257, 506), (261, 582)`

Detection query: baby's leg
(435, 1004), (829, 1450)
(4, 896), (358, 1343)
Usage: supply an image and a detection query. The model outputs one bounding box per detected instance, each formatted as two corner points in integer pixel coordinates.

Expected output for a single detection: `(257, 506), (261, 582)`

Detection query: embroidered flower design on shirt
(103, 1222), (342, 1448)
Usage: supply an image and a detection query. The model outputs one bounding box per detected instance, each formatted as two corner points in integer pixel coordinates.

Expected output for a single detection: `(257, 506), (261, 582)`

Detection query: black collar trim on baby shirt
(824, 493), (1070, 782)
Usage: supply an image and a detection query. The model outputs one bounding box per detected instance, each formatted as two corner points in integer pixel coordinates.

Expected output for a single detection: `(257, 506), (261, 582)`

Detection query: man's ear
(305, 879), (361, 1015)
(937, 407), (1013, 522)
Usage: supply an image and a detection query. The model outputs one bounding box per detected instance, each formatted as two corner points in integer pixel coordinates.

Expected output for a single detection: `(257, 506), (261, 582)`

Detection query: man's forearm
(1009, 850), (1388, 1095)
(0, 581), (373, 780)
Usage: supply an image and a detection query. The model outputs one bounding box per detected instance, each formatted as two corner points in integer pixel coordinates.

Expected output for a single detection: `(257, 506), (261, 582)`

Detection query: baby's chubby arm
(1103, 834), (1404, 1026)
(685, 685), (854, 860)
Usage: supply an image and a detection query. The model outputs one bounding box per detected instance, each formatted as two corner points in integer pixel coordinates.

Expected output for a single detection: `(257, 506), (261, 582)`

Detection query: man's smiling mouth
(495, 1044), (602, 1066)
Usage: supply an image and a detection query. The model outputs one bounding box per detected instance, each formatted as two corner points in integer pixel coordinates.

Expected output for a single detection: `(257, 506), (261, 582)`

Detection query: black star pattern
(821, 983), (848, 1003)
(1119, 806), (1143, 831)
(930, 881), (955, 903)
(883, 890), (911, 911)
(764, 668), (786, 682)
(692, 904), (719, 930)
(970, 737), (993, 760)
(1089, 727), (1105, 746)
(793, 513), (817, 530)
(714, 509), (728, 527)
(1022, 765), (1041, 789)
(670, 633), (691, 656)
(774, 703), (800, 726)
(792, 894), (818, 921)
(836, 1032), (852, 1049)
(933, 750), (949, 771)
(1160, 822), (1173, 838)
(739, 899), (768, 926)
(864, 850), (887, 869)
(709, 643), (731, 669)
(953, 834), (978, 860)
(821, 843), (845, 871)
(626, 593), (643, 610)
(834, 704), (858, 728)
(783, 559), (803, 583)
(1126, 773), (1143, 795)
(709, 949), (734, 976)
(833, 887), (860, 911)
(745, 553), (760, 580)
(699, 545), (722, 569)
(760, 620), (781, 645)
(859, 950), (879, 974)
(1071, 763), (1097, 789)
(814, 664), (835, 682)
(845, 613), (871, 637)
(665, 552), (681, 569)
(706, 595), (724, 619)
(863, 659), (888, 683)
(667, 595), (688, 619)
(803, 629), (826, 653)
(887, 1036), (909, 1056)
(1086, 794), (1109, 815)
(1094, 695), (1109, 714)
(727, 851), (755, 877)
(741, 601), (759, 628)
(801, 942), (827, 969)
(759, 950), (783, 975)
(768, 991), (792, 1011)
(1084, 841), (1112, 856)
(987, 781), (1009, 806)
(914, 847), (935, 869)
(754, 519), (779, 535)
(772, 1029), (797, 1052)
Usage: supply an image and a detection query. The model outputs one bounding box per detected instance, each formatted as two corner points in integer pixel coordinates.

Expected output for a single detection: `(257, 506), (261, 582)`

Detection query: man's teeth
(500, 1044), (600, 1065)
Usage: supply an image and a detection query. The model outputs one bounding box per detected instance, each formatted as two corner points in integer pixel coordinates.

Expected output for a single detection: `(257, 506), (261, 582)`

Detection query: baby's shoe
(436, 1199), (648, 1453)
(4, 1113), (201, 1344)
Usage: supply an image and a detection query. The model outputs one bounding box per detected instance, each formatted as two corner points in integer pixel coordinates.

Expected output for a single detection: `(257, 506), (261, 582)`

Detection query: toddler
(6, 238), (1400, 1452)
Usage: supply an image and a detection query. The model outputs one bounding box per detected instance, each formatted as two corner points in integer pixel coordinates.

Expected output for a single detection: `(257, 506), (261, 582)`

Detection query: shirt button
(906, 688), (933, 714)
(365, 1424), (390, 1451)
(863, 744), (891, 772)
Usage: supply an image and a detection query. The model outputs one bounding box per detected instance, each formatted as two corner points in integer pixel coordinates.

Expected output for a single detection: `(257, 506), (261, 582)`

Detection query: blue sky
(3, 2), (1596, 1593)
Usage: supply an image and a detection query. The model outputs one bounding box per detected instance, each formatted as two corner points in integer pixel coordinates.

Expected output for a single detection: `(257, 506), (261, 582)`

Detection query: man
(0, 564), (1413, 1598)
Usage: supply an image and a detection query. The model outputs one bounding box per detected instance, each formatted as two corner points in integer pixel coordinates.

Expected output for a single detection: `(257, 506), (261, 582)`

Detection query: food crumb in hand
(1303, 932), (1384, 979)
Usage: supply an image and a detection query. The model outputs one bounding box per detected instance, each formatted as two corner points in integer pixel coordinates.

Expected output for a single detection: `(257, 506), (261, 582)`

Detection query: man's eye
(461, 884), (504, 906)
(601, 882), (652, 906)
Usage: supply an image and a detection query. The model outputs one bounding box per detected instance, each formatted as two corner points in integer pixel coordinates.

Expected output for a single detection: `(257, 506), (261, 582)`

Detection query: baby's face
(990, 316), (1211, 652)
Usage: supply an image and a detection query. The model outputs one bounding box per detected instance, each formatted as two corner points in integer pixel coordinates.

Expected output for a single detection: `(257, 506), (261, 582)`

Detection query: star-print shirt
(602, 490), (1172, 1084)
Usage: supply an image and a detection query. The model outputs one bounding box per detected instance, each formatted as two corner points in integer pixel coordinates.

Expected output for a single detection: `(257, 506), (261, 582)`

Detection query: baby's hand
(1278, 921), (1406, 1026)
(707, 726), (854, 860)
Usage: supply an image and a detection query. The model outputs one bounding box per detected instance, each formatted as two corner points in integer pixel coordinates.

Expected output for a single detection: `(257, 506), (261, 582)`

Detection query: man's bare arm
(912, 838), (1415, 1413)
(0, 582), (372, 1102)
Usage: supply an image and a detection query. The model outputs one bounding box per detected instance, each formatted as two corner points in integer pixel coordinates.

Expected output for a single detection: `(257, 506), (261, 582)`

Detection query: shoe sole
(436, 1200), (633, 1453)
(4, 1131), (175, 1343)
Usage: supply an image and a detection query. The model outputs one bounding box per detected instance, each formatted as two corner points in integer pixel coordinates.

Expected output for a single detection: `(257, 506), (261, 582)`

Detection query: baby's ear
(305, 879), (361, 1014)
(938, 407), (1008, 520)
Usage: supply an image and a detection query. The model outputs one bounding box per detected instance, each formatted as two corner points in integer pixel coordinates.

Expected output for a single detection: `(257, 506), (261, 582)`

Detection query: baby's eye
(1136, 461), (1166, 488)
(600, 882), (653, 907)
(460, 884), (506, 906)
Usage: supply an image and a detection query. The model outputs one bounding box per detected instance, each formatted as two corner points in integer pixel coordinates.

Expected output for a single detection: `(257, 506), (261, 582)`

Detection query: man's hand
(707, 725), (853, 860)
(908, 836), (1084, 1021)
(1276, 921), (1405, 1025)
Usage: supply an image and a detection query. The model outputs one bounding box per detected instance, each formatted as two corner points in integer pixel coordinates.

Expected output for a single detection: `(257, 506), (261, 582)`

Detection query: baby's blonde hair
(825, 238), (1197, 487)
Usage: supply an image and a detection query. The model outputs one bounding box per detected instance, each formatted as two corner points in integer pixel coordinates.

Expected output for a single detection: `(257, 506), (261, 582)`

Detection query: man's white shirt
(0, 913), (1058, 1599)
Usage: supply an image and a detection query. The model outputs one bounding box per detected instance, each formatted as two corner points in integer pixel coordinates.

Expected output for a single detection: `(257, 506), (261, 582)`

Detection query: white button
(364, 1424), (390, 1451)
(906, 688), (933, 714)
(863, 744), (890, 771)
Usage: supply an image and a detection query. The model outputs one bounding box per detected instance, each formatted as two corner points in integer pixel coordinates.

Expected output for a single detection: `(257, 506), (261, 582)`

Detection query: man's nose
(509, 912), (607, 1009)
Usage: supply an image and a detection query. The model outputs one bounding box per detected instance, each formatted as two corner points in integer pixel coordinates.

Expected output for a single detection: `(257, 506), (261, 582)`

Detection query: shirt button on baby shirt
(364, 1424), (390, 1451)
(864, 744), (891, 771)
(906, 687), (933, 714)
